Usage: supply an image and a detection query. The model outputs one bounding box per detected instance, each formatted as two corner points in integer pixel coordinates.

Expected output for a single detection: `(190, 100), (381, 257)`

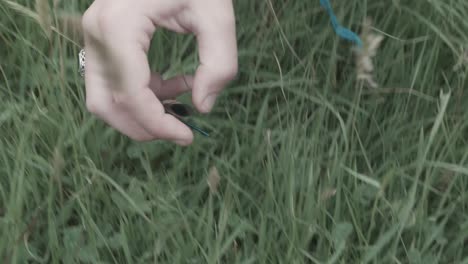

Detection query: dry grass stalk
(354, 17), (384, 88)
(207, 166), (221, 194)
(53, 0), (61, 9)
(56, 12), (84, 45)
(320, 188), (337, 201)
(35, 0), (52, 39)
(453, 46), (468, 71)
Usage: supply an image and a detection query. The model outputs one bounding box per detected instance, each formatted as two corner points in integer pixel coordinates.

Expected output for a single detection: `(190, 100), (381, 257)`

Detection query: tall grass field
(1, 0), (468, 263)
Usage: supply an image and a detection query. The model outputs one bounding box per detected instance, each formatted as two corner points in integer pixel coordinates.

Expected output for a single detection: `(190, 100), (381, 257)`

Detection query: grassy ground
(1, 0), (468, 263)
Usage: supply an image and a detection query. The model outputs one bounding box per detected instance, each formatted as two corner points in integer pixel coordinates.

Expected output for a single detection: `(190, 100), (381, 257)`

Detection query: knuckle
(82, 4), (126, 40)
(81, 10), (92, 31)
(96, 8), (119, 32)
(81, 7), (101, 38)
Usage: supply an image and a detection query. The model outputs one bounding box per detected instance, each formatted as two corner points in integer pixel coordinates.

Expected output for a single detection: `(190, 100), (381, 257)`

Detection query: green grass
(1, 0), (468, 263)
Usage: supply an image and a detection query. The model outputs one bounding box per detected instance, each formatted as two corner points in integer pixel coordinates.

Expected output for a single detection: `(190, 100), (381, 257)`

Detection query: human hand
(81, 0), (238, 145)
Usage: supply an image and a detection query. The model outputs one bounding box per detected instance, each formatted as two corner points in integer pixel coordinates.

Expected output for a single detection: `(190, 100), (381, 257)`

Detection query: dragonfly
(162, 100), (210, 137)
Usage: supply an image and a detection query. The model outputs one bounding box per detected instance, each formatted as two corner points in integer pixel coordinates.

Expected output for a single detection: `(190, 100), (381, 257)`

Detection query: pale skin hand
(81, 0), (238, 145)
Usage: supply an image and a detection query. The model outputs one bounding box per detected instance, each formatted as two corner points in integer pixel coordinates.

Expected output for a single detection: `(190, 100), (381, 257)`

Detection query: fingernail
(202, 93), (218, 112)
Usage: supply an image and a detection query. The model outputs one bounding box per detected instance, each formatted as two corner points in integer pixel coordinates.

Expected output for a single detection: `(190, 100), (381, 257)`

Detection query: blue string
(320, 0), (363, 48)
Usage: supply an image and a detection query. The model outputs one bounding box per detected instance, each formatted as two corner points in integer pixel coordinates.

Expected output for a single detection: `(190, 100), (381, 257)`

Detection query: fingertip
(176, 126), (194, 146)
(175, 137), (193, 146)
(200, 92), (218, 113)
(193, 89), (218, 114)
(163, 113), (195, 145)
(124, 88), (196, 144)
(191, 67), (220, 113)
(158, 115), (194, 145)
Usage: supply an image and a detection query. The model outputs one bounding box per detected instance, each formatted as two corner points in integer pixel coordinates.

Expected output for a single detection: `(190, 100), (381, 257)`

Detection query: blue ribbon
(320, 0), (363, 47)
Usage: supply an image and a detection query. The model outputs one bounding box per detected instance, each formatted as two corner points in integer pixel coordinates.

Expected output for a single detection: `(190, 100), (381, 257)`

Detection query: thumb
(193, 62), (237, 113)
(191, 7), (238, 113)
